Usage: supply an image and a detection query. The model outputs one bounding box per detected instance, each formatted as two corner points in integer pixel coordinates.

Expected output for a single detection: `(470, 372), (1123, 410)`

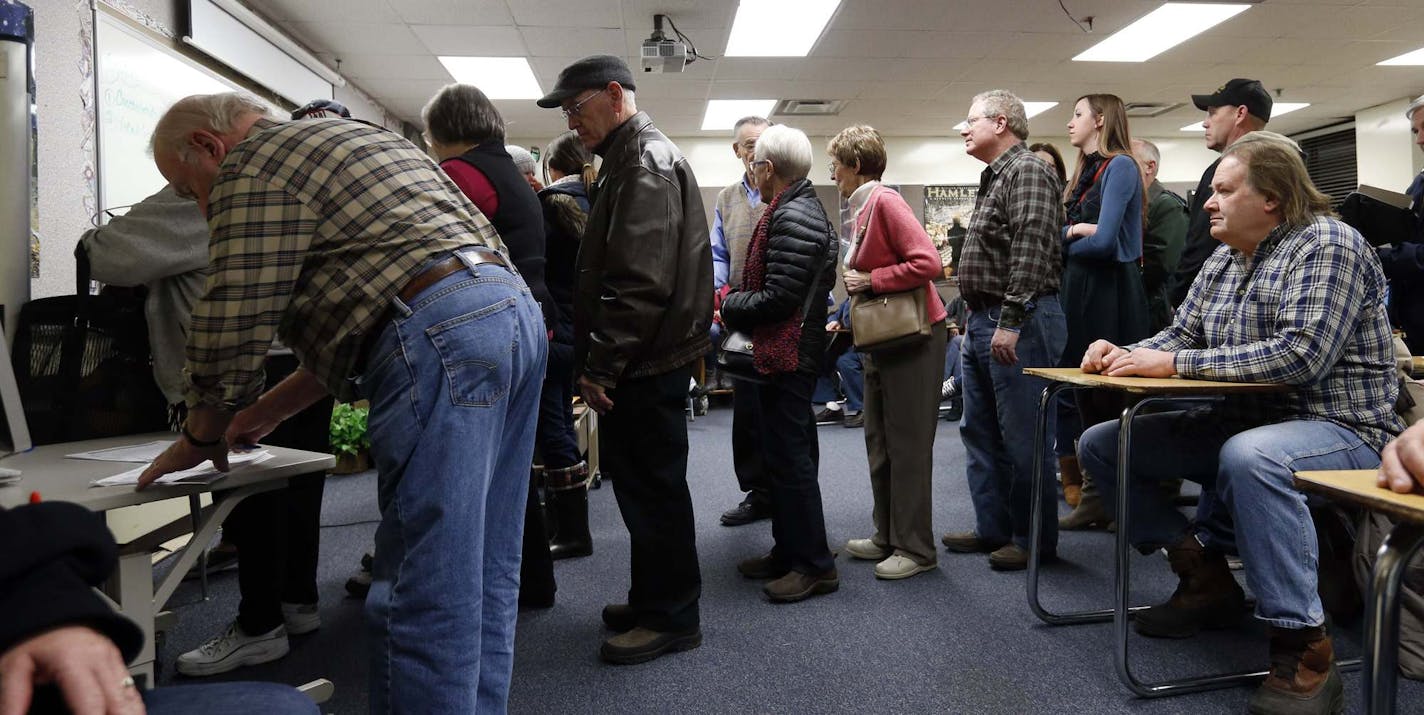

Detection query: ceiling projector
(641, 38), (688, 73)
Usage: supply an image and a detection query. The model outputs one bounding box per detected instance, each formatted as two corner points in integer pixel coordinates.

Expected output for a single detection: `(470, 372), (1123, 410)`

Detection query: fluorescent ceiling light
(725, 0), (841, 57)
(702, 99), (778, 131)
(953, 101), (1058, 131)
(1179, 102), (1310, 131)
(1379, 47), (1424, 66)
(437, 57), (542, 99)
(1074, 3), (1250, 63)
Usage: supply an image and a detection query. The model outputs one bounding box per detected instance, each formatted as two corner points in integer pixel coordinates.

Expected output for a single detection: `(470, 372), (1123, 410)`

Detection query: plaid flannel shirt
(183, 118), (504, 407)
(958, 142), (1063, 329)
(1136, 216), (1403, 453)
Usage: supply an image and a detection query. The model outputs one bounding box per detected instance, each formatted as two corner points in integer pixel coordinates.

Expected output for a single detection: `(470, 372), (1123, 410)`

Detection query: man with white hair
(941, 89), (1067, 571)
(1377, 93), (1424, 353)
(538, 54), (711, 664)
(1130, 138), (1189, 329)
(506, 144), (543, 193)
(138, 91), (546, 714)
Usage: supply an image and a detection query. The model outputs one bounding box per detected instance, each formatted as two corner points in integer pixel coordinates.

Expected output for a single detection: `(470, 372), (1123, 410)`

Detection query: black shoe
(941, 530), (1007, 554)
(183, 545), (239, 580)
(601, 603), (637, 632)
(600, 627), (702, 665)
(720, 499), (772, 527)
(764, 569), (839, 603)
(941, 398), (963, 422)
(737, 552), (789, 580)
(843, 412), (864, 428)
(814, 407), (843, 425)
(940, 377), (960, 401)
(1135, 534), (1248, 638)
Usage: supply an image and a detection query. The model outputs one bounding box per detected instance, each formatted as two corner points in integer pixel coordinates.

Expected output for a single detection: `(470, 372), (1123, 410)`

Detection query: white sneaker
(281, 602), (321, 635)
(844, 538), (891, 561)
(176, 622), (289, 677)
(874, 553), (936, 580)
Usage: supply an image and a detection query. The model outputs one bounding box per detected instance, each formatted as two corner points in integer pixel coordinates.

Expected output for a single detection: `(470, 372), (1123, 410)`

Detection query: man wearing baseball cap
(539, 55), (712, 665)
(1165, 78), (1272, 307)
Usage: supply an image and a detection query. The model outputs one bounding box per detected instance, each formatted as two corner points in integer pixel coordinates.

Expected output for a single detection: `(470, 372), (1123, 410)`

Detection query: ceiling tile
(509, 0), (621, 28)
(411, 25), (527, 56)
(389, 0), (512, 26)
(519, 27), (625, 59)
(285, 21), (428, 56)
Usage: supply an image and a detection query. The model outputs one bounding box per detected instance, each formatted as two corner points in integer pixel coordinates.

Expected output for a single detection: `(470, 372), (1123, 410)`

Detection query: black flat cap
(1191, 78), (1273, 122)
(537, 54), (636, 108)
(292, 99), (352, 120)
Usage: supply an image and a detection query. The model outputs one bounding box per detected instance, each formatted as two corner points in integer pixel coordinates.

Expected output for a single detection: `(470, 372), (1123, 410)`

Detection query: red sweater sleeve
(440, 159), (500, 217)
(857, 191), (948, 323)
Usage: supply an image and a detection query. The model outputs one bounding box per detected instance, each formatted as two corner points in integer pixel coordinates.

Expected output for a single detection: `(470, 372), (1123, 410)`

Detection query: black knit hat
(1191, 79), (1273, 122)
(537, 55), (636, 109)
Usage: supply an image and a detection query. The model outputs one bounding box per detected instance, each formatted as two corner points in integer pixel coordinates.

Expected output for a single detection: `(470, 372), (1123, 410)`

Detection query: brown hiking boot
(1058, 492), (1111, 531)
(1134, 533), (1247, 638)
(1059, 455), (1083, 507)
(1248, 626), (1344, 714)
(763, 568), (839, 603)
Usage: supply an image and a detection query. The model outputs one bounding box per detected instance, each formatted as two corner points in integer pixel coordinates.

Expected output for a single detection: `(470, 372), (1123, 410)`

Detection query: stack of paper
(91, 450), (273, 487)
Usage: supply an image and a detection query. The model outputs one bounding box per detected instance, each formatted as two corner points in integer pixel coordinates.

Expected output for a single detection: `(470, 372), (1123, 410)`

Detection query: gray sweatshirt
(80, 185), (209, 406)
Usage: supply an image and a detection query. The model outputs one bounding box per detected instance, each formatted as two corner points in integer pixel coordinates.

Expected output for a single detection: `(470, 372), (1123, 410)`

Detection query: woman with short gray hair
(720, 124), (840, 602)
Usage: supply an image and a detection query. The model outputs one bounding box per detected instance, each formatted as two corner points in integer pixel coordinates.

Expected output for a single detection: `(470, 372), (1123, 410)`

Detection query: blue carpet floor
(155, 402), (1424, 713)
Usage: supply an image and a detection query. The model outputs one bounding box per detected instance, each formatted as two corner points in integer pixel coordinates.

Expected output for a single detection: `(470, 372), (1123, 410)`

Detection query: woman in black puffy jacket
(720, 124), (839, 604)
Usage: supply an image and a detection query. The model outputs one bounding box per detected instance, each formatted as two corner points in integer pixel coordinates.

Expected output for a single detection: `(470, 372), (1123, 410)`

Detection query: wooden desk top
(1022, 367), (1291, 395)
(0, 432), (336, 512)
(1295, 470), (1424, 525)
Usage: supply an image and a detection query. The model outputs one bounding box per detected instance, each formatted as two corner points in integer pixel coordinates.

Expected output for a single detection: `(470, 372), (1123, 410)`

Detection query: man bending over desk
(1077, 131), (1403, 715)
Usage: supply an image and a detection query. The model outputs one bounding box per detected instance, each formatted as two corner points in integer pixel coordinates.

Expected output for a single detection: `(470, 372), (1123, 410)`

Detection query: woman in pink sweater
(828, 125), (947, 581)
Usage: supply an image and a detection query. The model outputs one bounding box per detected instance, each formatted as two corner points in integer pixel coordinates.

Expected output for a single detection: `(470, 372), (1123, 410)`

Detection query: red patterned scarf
(740, 186), (802, 376)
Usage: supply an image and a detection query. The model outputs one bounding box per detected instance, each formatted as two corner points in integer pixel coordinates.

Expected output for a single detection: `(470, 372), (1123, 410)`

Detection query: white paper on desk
(67, 440), (175, 462)
(90, 450), (273, 487)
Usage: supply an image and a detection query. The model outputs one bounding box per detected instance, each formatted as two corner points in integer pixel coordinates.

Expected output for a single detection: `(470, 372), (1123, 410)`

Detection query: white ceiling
(242, 0), (1424, 139)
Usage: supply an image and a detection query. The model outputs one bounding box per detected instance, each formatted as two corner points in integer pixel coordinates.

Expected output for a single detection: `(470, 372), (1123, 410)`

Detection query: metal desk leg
(1028, 382), (1118, 624)
(190, 494), (209, 601)
(1364, 522), (1424, 715)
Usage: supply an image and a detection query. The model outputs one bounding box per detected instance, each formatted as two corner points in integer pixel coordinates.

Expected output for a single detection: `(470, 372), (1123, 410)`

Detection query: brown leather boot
(1247, 626), (1344, 714)
(1134, 533), (1247, 638)
(1059, 455), (1083, 507)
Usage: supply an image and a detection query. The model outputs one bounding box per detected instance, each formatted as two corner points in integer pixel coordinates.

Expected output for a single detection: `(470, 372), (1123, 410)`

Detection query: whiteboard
(94, 11), (260, 216)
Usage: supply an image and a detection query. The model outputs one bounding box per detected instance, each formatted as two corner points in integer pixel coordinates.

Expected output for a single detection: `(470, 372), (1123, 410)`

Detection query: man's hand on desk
(1081, 339), (1176, 377)
(1379, 421), (1424, 494)
(0, 625), (145, 715)
(226, 403), (283, 448)
(136, 405), (232, 491)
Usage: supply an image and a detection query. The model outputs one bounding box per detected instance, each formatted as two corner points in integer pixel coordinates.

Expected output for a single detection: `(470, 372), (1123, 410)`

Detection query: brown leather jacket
(576, 112), (712, 387)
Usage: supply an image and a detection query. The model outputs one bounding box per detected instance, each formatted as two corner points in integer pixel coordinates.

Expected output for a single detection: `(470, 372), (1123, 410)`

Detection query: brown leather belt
(398, 249), (508, 303)
(358, 249), (510, 372)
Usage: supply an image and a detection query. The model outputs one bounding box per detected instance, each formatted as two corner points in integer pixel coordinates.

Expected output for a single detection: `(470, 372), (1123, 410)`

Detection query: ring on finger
(120, 675), (136, 689)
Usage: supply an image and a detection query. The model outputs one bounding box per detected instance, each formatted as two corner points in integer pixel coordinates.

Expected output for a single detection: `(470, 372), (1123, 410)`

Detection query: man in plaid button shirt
(138, 92), (546, 714)
(1078, 132), (1404, 715)
(940, 89), (1068, 572)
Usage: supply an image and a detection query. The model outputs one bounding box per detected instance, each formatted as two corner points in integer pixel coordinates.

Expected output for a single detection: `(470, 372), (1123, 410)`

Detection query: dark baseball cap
(1191, 78), (1272, 122)
(291, 99), (352, 120)
(537, 55), (636, 109)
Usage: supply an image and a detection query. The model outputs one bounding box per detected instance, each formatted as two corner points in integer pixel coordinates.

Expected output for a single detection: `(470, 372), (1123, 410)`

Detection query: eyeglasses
(561, 89), (607, 120)
(962, 114), (1002, 128)
(750, 159), (771, 169)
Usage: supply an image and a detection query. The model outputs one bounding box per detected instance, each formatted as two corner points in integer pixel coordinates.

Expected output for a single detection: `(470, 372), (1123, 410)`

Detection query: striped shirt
(184, 117), (504, 407)
(1136, 216), (1403, 453)
(959, 141), (1064, 329)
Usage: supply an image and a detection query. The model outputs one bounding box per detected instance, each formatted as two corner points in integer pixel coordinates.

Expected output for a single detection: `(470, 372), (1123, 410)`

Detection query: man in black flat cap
(538, 54), (712, 664)
(1165, 78), (1272, 307)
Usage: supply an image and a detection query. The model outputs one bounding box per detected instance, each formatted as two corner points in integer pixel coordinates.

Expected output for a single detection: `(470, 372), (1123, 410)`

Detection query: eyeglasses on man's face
(561, 89), (607, 120)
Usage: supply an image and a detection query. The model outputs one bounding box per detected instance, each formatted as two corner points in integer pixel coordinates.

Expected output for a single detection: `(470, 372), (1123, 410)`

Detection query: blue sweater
(1063, 154), (1143, 263)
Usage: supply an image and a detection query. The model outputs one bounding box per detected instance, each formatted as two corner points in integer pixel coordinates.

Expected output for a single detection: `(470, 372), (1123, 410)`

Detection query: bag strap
(797, 209), (840, 330)
(846, 187), (883, 268)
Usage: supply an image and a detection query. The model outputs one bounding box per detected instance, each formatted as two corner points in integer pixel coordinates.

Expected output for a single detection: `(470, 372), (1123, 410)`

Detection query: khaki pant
(862, 321), (947, 565)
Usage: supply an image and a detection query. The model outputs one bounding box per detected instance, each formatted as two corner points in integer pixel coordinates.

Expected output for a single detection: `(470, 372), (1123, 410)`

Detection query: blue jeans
(357, 258), (546, 714)
(835, 348), (864, 412)
(943, 334), (962, 382)
(1079, 413), (1382, 628)
(146, 682), (318, 715)
(959, 296), (1067, 551)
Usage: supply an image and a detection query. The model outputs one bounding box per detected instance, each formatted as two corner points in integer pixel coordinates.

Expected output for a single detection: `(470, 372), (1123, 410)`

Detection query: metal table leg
(1364, 522), (1424, 714)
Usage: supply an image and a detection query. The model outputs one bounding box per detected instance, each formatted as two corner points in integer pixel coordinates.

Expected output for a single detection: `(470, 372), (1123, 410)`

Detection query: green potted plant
(329, 401), (371, 474)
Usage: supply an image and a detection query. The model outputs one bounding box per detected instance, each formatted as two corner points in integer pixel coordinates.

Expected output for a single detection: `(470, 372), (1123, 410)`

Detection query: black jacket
(538, 177), (589, 348)
(0, 503), (143, 661)
(1166, 157), (1221, 307)
(576, 112), (712, 386)
(721, 178), (837, 376)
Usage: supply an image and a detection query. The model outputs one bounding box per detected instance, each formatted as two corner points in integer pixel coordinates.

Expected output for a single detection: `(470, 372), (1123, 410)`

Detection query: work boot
(1134, 533), (1247, 638)
(1059, 455), (1084, 507)
(1058, 492), (1111, 531)
(546, 461), (592, 560)
(1247, 625), (1344, 715)
(520, 468), (556, 608)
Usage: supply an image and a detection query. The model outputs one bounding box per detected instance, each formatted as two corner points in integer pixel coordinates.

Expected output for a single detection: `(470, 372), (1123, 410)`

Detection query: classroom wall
(1356, 97), (1421, 192)
(28, 0), (404, 301)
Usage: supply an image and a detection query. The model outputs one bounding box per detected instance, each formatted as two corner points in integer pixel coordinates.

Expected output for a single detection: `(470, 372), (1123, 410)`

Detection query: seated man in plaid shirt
(1077, 131), (1403, 715)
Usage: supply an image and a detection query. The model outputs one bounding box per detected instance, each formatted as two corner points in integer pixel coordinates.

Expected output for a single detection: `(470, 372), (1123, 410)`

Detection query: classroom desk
(0, 432), (335, 684)
(1295, 469), (1424, 715)
(1020, 367), (1321, 698)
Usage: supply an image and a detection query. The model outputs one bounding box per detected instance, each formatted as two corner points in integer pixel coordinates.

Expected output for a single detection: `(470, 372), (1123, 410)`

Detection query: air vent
(1124, 102), (1183, 118)
(773, 99), (847, 116)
